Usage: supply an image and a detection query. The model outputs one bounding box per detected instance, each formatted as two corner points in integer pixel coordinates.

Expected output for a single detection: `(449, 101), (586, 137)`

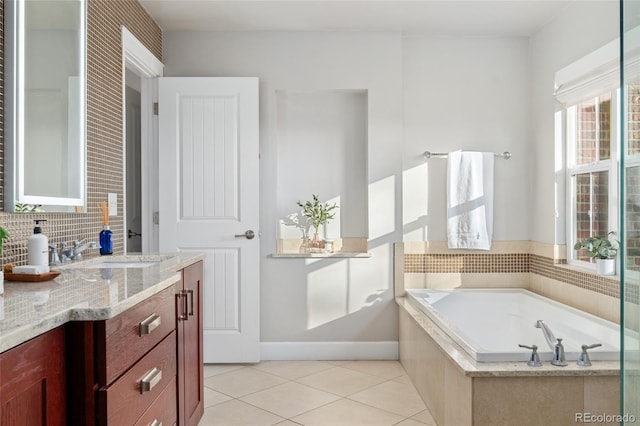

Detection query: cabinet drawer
(98, 281), (178, 385)
(99, 331), (177, 426)
(135, 376), (178, 426)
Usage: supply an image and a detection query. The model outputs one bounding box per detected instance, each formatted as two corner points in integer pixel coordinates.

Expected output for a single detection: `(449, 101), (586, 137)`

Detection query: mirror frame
(4, 0), (87, 212)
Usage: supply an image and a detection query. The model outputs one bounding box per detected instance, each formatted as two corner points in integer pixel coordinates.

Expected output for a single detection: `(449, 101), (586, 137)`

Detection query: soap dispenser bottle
(28, 219), (49, 267)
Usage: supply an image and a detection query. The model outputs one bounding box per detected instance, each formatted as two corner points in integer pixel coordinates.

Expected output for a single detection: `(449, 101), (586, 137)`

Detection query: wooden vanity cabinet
(66, 260), (204, 426)
(0, 326), (66, 426)
(177, 261), (204, 426)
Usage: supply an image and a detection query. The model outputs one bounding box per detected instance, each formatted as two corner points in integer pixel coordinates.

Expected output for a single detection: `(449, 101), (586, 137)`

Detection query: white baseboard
(260, 341), (399, 361)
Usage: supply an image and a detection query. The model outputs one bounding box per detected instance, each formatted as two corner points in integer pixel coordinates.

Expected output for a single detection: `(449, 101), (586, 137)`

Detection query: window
(624, 81), (640, 271)
(566, 92), (619, 267)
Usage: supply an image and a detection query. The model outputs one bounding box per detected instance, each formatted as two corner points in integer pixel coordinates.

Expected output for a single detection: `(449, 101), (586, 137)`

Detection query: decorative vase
(596, 258), (615, 276)
(309, 233), (322, 253)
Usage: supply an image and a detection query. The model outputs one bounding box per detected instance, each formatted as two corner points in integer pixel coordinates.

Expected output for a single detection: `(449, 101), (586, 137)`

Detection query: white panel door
(158, 77), (259, 363)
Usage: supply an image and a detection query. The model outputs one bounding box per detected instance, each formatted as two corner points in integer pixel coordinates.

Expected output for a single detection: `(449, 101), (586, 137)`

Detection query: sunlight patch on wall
(346, 244), (390, 312)
(369, 175), (396, 241)
(402, 163), (429, 240)
(306, 260), (348, 329)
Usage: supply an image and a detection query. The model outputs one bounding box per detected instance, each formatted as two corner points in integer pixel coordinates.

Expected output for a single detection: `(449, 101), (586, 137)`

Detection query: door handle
(235, 230), (255, 239)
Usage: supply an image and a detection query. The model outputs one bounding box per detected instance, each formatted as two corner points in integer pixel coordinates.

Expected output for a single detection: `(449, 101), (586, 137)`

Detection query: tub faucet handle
(577, 343), (602, 367)
(518, 344), (542, 367)
(551, 338), (568, 367)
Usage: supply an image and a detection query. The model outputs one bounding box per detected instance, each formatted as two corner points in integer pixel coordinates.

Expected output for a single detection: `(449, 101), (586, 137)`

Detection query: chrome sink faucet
(69, 239), (100, 261)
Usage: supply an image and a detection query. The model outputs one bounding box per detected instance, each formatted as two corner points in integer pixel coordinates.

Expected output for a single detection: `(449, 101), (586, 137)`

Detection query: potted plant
(297, 194), (338, 252)
(574, 232), (619, 275)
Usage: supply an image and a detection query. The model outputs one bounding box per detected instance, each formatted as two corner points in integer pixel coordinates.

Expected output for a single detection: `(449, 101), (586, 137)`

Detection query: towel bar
(423, 151), (511, 160)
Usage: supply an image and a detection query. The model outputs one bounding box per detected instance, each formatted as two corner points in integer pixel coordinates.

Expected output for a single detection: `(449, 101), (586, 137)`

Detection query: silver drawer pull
(140, 367), (162, 394)
(139, 313), (161, 336)
(149, 420), (162, 426)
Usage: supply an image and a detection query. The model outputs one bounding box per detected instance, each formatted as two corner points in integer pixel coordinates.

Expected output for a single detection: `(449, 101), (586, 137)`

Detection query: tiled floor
(199, 360), (437, 426)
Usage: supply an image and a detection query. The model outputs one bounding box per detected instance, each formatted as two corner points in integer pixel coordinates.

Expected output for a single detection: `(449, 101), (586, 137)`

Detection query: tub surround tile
(584, 376), (620, 416)
(444, 361), (472, 426)
(473, 376), (585, 426)
(401, 241), (621, 305)
(530, 274), (619, 323)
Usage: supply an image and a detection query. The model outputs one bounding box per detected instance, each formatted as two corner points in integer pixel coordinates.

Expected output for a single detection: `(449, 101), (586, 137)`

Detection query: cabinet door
(178, 260), (204, 426)
(0, 326), (66, 426)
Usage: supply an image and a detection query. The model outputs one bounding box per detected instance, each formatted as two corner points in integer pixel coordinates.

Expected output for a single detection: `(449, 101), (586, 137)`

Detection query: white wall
(163, 22), (608, 350)
(164, 32), (404, 353)
(530, 1), (619, 245)
(402, 36), (531, 242)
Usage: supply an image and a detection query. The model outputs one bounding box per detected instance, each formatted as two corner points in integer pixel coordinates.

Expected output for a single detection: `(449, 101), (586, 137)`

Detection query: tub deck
(405, 288), (622, 363)
(397, 297), (619, 426)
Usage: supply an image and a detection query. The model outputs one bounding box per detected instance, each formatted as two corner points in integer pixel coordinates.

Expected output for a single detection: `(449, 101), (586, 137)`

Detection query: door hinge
(153, 211), (160, 225)
(153, 102), (159, 115)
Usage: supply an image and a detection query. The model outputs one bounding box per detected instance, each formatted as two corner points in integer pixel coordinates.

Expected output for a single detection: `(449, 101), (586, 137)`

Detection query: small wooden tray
(5, 270), (61, 282)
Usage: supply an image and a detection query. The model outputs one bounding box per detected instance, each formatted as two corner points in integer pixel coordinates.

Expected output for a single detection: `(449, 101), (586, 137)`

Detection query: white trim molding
(260, 341), (399, 361)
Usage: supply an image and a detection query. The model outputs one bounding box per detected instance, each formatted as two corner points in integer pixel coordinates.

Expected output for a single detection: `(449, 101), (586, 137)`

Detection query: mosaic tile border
(404, 253), (530, 274)
(404, 252), (624, 300)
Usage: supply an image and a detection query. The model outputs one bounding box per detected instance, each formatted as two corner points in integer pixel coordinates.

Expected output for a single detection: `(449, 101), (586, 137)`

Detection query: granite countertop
(396, 296), (620, 377)
(0, 253), (205, 354)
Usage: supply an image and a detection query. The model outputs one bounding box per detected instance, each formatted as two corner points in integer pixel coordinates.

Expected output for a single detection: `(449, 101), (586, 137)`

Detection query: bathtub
(406, 288), (621, 362)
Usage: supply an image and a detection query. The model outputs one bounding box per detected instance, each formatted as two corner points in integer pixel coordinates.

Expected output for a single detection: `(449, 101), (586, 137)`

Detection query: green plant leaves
(296, 194), (338, 233)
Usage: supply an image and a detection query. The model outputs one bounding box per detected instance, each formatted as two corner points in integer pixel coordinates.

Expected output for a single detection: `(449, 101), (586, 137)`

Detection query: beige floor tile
(252, 360), (334, 380)
(240, 381), (340, 418)
(349, 380), (426, 417)
(198, 399), (285, 426)
(296, 366), (388, 397)
(394, 419), (429, 426)
(392, 375), (413, 385)
(204, 364), (247, 378)
(274, 422), (303, 426)
(411, 409), (437, 426)
(340, 360), (407, 379)
(324, 360), (351, 366)
(204, 367), (287, 398)
(290, 398), (404, 426)
(204, 386), (233, 408)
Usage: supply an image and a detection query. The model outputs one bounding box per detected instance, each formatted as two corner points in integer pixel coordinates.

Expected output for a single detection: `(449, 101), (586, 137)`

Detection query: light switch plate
(108, 193), (117, 216)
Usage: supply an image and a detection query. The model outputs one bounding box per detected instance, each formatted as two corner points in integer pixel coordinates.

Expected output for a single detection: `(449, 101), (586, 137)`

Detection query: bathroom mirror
(4, 0), (86, 212)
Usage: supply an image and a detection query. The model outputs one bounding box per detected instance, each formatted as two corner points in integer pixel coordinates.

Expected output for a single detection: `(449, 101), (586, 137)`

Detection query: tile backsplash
(0, 0), (162, 266)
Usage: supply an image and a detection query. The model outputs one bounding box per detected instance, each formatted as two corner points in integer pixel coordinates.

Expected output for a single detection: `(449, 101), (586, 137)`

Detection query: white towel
(446, 151), (494, 250)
